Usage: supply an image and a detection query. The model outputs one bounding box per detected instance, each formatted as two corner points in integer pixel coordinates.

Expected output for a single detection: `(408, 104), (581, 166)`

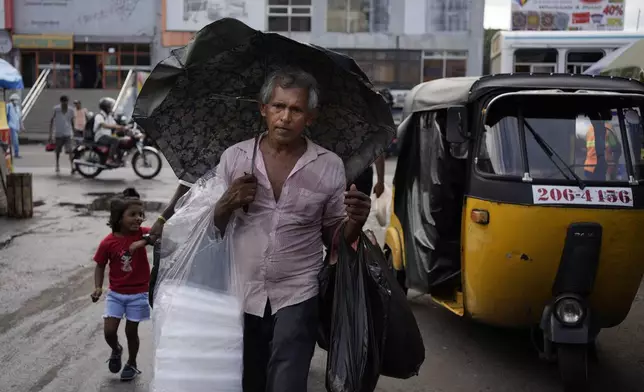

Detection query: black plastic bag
(319, 232), (389, 392)
(317, 253), (335, 352)
(318, 231), (425, 389)
(363, 238), (425, 379)
(149, 241), (161, 308)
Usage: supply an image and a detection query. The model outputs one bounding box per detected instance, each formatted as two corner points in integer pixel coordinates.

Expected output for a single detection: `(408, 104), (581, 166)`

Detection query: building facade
(0, 1), (15, 64)
(156, 0), (485, 90)
(4, 0), (484, 91)
(12, 0), (156, 89)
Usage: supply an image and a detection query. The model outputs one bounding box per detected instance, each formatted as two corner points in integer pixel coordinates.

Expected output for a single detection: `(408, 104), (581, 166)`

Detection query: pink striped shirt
(218, 136), (347, 317)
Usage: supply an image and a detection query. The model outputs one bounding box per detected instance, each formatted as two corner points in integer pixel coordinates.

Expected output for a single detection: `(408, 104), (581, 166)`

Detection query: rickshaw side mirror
(446, 106), (468, 144)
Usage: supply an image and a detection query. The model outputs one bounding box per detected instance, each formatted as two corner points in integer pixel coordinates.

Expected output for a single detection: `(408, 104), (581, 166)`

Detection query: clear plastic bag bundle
(151, 168), (243, 392)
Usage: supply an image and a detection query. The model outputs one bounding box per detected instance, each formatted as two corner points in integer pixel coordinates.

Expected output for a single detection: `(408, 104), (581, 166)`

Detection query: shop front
(12, 0), (155, 89)
(16, 36), (152, 89)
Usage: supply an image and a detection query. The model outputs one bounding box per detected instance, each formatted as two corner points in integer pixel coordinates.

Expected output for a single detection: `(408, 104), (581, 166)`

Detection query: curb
(18, 136), (48, 145)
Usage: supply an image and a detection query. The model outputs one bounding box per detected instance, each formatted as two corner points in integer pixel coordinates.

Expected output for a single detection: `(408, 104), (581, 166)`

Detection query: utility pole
(637, 9), (641, 31)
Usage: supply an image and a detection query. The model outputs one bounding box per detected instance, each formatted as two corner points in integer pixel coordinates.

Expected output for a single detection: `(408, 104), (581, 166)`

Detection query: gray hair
(259, 69), (319, 110)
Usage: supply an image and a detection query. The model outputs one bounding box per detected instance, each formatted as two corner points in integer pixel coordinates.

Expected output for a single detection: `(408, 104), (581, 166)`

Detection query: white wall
(152, 0), (485, 75)
(14, 0), (155, 37)
(404, 0), (427, 35)
(467, 0), (485, 76)
(0, 1), (5, 30)
(165, 0), (267, 32)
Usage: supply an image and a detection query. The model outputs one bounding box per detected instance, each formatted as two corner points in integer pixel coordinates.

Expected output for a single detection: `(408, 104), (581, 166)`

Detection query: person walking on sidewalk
(90, 189), (154, 381)
(48, 95), (75, 174)
(72, 100), (88, 139)
(6, 94), (24, 158)
(148, 69), (372, 391)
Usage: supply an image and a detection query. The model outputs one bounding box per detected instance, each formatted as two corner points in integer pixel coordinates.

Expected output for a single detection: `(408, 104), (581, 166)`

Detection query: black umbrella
(133, 18), (395, 184)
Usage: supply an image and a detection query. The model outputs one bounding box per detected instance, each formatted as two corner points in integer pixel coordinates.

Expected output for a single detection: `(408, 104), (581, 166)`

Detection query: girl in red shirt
(91, 189), (154, 381)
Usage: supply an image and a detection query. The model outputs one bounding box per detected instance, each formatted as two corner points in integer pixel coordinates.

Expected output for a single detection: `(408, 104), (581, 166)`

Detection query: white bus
(490, 31), (644, 75)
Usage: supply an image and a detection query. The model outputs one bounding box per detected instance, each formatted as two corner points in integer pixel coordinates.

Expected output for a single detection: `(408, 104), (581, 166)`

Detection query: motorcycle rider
(94, 97), (126, 167)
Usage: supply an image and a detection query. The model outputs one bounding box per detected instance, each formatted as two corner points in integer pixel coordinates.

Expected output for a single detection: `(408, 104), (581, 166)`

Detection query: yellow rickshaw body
(385, 74), (644, 329)
(384, 185), (406, 271)
(462, 198), (644, 328)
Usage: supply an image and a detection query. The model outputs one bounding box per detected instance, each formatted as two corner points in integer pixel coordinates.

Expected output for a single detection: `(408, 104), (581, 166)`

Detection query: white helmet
(98, 97), (116, 113)
(575, 114), (593, 139)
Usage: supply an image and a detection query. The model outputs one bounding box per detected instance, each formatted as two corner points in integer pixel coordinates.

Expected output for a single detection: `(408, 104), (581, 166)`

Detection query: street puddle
(57, 192), (166, 213)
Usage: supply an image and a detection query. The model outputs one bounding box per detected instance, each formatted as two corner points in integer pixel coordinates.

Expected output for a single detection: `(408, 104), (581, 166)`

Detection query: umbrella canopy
(584, 39), (644, 79)
(133, 18), (395, 185)
(0, 59), (23, 90)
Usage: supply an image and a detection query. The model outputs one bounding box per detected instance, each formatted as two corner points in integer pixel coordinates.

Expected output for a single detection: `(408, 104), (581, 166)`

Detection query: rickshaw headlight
(555, 298), (585, 326)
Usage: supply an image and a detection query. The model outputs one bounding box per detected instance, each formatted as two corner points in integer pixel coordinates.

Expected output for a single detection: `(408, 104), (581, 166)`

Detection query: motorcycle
(72, 119), (163, 179)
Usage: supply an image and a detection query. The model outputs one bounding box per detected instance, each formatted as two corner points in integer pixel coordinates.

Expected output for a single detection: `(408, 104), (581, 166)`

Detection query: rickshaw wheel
(557, 344), (589, 392)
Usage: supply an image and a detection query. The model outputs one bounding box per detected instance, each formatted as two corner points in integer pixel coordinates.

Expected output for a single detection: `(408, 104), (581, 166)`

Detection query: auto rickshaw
(384, 74), (644, 391)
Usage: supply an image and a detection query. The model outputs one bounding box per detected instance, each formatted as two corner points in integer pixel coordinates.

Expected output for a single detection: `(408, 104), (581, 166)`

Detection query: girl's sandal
(120, 364), (141, 381)
(107, 344), (123, 374)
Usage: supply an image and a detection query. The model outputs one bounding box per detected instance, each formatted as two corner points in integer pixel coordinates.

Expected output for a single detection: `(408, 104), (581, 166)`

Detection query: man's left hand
(345, 184), (371, 227)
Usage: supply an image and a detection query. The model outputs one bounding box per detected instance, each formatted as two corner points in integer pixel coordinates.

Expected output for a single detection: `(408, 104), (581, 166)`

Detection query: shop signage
(14, 0), (154, 37)
(13, 34), (74, 50)
(511, 0), (625, 31)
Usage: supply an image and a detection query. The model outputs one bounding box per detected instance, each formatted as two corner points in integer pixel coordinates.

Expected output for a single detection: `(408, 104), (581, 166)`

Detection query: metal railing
(21, 69), (50, 120)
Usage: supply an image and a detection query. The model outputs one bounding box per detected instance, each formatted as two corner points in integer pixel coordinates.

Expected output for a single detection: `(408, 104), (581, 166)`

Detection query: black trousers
(96, 135), (120, 160)
(243, 297), (318, 392)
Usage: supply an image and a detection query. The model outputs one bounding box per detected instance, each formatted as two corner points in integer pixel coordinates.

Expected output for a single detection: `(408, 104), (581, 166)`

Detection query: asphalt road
(1, 145), (643, 392)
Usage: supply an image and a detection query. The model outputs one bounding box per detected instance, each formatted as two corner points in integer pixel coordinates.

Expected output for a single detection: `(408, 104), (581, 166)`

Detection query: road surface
(1, 145), (643, 392)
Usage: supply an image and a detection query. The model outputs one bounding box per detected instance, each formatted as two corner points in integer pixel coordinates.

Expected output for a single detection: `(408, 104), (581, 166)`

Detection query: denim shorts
(104, 291), (150, 322)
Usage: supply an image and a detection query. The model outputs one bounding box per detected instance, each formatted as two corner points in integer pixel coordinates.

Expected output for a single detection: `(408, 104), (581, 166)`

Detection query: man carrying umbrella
(136, 18), (395, 391)
(149, 68), (372, 391)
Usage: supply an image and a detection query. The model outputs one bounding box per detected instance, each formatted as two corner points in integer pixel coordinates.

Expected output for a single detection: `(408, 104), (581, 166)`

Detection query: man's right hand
(220, 174), (257, 211)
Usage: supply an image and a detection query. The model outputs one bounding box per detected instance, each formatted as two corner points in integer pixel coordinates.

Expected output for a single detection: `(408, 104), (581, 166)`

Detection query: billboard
(165, 0), (266, 32)
(511, 0), (625, 31)
(14, 0), (155, 37)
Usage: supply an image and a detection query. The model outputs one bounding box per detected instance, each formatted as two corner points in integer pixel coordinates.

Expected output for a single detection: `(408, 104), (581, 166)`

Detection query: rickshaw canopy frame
(398, 74), (644, 133)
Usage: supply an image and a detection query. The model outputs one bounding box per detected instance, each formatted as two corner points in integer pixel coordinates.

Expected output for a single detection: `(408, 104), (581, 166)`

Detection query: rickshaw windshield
(478, 93), (644, 183)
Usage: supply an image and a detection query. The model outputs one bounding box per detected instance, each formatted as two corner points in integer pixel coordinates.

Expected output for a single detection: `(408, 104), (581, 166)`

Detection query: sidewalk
(1, 149), (180, 248)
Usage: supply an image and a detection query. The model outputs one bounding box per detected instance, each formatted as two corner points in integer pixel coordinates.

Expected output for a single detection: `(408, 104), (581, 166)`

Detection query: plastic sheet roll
(151, 168), (244, 392)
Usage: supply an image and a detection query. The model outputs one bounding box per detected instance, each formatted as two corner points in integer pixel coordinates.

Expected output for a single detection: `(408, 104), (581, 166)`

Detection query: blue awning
(0, 59), (24, 90)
